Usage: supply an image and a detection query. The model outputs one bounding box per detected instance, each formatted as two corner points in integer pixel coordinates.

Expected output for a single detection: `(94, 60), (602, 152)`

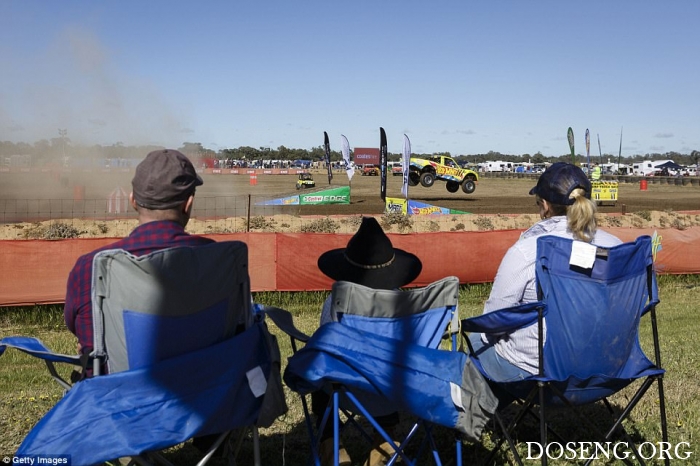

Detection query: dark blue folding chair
(462, 235), (668, 466)
(0, 242), (287, 466)
(268, 276), (498, 466)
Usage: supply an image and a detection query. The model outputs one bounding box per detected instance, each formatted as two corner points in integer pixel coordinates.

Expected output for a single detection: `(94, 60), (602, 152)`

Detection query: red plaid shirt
(64, 220), (214, 355)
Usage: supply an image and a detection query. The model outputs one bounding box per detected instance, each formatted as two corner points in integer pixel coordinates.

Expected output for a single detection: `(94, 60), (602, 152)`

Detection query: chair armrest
(255, 304), (311, 344)
(1, 336), (85, 391)
(0, 336), (83, 365)
(461, 301), (546, 335)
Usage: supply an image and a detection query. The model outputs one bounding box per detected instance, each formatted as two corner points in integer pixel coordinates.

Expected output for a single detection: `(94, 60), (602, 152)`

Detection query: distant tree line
(1, 138), (698, 167)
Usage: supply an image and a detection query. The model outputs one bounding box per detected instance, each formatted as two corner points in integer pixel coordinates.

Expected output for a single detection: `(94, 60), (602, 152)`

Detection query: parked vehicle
(361, 165), (380, 176)
(388, 161), (404, 176)
(479, 161), (513, 172)
(632, 160), (675, 176)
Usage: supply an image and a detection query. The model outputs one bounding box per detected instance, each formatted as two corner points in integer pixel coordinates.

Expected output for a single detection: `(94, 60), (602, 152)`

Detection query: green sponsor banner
(300, 186), (350, 205)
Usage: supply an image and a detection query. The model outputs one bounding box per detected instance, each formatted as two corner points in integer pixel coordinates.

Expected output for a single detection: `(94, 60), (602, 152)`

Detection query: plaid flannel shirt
(64, 220), (214, 356)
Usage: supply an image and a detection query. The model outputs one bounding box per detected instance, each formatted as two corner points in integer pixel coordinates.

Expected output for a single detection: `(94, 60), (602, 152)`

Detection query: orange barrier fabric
(273, 230), (523, 291)
(0, 238), (117, 307)
(609, 227), (700, 276)
(1, 227), (699, 307)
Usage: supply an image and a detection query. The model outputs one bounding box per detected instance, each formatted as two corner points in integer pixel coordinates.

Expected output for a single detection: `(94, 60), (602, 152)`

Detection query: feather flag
(323, 131), (333, 185)
(340, 134), (355, 181)
(567, 127), (575, 165)
(379, 127), (388, 201)
(585, 128), (590, 170)
(402, 134), (411, 198)
(618, 127), (623, 172)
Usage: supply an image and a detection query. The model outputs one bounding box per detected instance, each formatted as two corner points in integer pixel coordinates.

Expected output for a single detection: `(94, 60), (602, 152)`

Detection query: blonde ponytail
(566, 188), (597, 242)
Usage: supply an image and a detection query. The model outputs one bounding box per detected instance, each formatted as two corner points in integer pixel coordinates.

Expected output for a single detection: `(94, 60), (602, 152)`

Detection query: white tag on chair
(450, 381), (465, 411)
(246, 366), (268, 398)
(570, 241), (597, 269)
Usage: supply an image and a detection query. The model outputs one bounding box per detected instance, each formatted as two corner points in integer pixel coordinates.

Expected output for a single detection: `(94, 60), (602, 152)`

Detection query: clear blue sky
(2, 1), (698, 158)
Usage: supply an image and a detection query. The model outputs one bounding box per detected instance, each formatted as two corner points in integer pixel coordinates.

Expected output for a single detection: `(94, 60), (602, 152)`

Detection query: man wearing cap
(469, 163), (622, 385)
(313, 216), (422, 466)
(64, 149), (213, 366)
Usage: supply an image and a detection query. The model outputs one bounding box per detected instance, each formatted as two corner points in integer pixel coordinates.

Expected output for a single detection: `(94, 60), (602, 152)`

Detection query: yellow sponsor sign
(385, 197), (408, 215)
(591, 181), (619, 204)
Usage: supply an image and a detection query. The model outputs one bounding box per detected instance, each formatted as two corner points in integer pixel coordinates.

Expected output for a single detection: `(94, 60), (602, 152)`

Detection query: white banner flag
(341, 134), (355, 181)
(402, 134), (411, 198)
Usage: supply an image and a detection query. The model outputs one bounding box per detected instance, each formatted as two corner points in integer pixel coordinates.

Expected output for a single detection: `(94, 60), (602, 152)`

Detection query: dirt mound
(3, 210), (698, 240)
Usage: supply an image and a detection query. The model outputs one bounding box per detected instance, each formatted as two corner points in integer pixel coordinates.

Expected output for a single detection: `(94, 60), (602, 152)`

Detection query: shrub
(22, 222), (83, 240)
(381, 212), (413, 233)
(635, 211), (652, 221)
(605, 216), (623, 227)
(249, 216), (276, 231)
(340, 216), (363, 229)
(473, 217), (494, 231)
(300, 217), (339, 233)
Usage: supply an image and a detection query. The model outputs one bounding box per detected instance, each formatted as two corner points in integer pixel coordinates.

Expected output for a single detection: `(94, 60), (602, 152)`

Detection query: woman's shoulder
(594, 229), (624, 247)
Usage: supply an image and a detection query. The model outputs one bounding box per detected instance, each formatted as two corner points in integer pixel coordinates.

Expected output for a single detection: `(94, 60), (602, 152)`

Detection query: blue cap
(529, 162), (591, 205)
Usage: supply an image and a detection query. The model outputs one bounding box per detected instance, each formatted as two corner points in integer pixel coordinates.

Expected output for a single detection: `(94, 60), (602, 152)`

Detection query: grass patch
(0, 277), (697, 465)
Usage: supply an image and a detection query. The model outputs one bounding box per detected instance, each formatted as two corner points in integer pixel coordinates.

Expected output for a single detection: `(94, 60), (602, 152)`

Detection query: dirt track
(292, 172), (700, 216)
(1, 169), (699, 219)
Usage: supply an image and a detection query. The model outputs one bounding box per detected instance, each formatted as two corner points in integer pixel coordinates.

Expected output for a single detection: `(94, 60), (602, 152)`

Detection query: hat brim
(318, 248), (422, 289)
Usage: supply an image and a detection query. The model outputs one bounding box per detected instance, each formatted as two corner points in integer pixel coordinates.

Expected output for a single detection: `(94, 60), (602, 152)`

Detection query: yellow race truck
(408, 155), (479, 194)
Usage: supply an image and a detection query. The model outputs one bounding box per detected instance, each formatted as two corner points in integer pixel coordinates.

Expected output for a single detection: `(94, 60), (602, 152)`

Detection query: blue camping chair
(266, 276), (498, 466)
(0, 241), (287, 466)
(461, 235), (668, 466)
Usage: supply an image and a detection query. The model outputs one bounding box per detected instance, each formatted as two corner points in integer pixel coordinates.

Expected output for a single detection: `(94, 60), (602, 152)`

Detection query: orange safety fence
(1, 227), (699, 308)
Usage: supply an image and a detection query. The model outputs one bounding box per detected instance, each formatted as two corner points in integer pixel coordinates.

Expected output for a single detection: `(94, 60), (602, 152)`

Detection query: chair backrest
(535, 235), (659, 382)
(329, 276), (460, 349)
(91, 241), (251, 374)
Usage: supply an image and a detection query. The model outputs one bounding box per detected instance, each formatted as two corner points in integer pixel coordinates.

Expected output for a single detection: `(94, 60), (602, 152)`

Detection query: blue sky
(1, 1), (698, 158)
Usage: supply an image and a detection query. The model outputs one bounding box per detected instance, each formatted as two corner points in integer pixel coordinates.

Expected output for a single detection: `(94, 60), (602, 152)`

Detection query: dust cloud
(2, 24), (192, 149)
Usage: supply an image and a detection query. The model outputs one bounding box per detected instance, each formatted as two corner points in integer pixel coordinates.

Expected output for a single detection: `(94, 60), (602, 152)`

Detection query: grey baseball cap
(132, 149), (203, 209)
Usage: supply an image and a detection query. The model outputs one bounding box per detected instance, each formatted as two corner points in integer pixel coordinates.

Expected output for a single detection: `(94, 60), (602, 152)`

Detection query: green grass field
(1, 275), (698, 465)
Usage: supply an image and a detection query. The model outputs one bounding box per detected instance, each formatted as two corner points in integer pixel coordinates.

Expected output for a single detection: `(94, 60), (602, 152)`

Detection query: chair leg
(538, 383), (547, 466)
(253, 427), (261, 466)
(657, 377), (670, 466)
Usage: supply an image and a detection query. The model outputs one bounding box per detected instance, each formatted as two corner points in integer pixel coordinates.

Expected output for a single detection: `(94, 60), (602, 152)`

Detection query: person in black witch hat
(313, 216), (422, 466)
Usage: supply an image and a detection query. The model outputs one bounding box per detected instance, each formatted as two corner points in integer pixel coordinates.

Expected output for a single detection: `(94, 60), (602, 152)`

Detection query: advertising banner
(300, 186), (350, 205)
(385, 197), (468, 215)
(354, 147), (380, 165)
(257, 186), (351, 206)
(256, 195), (300, 206)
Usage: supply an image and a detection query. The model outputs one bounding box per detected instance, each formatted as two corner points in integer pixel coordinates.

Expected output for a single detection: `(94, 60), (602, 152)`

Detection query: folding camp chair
(266, 276), (498, 466)
(0, 241), (287, 466)
(461, 235), (668, 466)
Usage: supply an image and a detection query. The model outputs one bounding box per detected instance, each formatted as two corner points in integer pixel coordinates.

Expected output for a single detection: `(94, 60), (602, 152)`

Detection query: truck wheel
(408, 172), (419, 186)
(420, 172), (435, 187)
(461, 179), (476, 194)
(446, 181), (459, 193)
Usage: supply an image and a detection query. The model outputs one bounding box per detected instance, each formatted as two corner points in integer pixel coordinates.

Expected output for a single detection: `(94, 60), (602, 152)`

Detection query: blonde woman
(470, 163), (622, 382)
